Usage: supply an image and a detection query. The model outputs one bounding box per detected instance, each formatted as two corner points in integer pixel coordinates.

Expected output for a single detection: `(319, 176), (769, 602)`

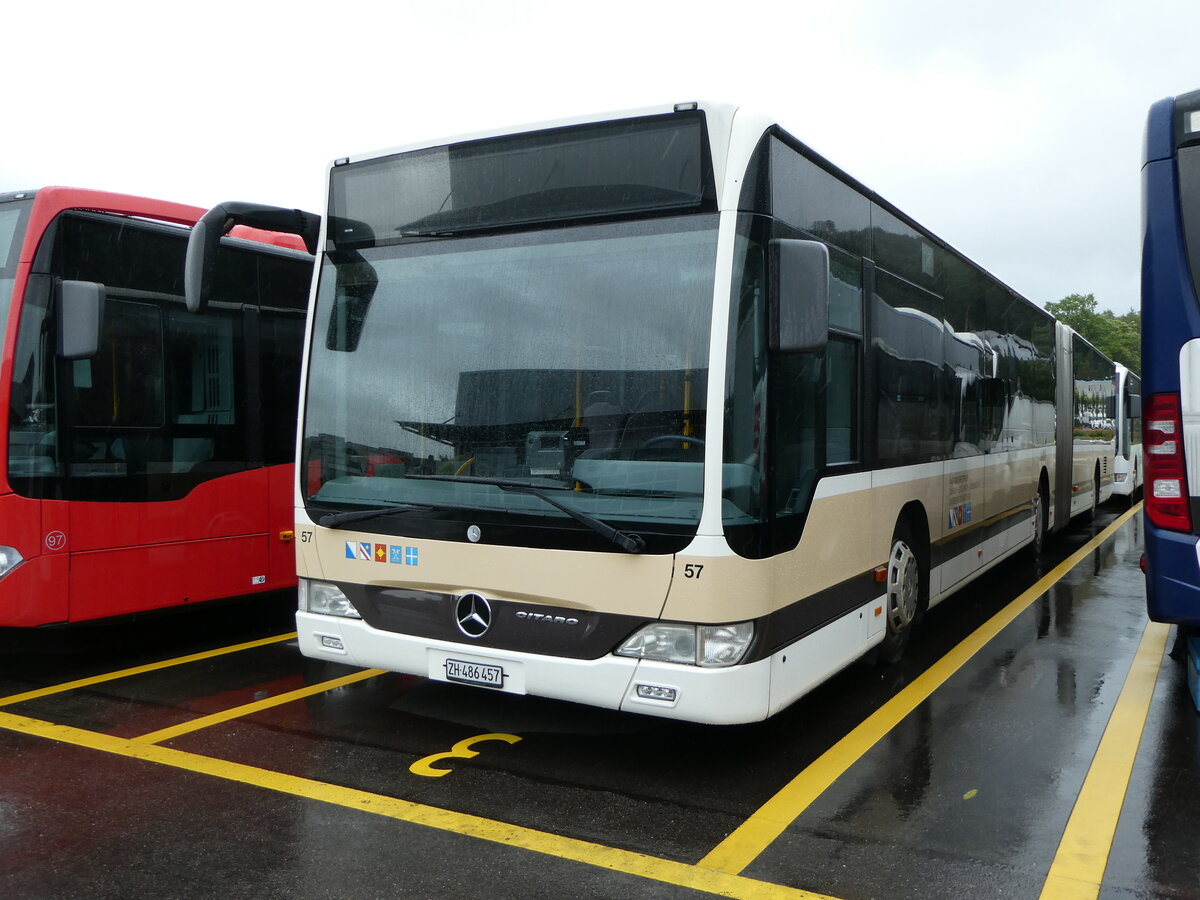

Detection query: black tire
(1170, 624), (1197, 662)
(1087, 469), (1100, 522)
(1029, 481), (1048, 559)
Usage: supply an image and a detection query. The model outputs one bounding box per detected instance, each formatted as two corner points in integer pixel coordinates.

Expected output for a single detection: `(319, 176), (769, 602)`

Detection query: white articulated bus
(189, 102), (1114, 724)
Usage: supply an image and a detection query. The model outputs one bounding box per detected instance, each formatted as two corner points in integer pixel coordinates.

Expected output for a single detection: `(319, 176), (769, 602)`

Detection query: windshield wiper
(315, 497), (512, 528)
(315, 502), (423, 528)
(405, 474), (646, 554)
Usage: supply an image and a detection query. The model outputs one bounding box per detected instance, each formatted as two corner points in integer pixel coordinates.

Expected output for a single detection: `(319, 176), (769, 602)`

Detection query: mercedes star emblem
(455, 592), (492, 638)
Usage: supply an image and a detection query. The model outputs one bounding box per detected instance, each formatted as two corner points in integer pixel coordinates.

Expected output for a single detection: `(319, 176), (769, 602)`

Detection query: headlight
(698, 622), (755, 666)
(0, 546), (23, 580)
(298, 578), (362, 619)
(615, 621), (753, 668)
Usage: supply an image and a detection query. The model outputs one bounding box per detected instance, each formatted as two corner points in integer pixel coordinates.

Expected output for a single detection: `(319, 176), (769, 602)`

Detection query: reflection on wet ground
(0, 506), (1195, 899)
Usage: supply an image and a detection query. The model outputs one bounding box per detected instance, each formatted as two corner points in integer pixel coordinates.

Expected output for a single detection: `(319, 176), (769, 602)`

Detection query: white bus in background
(188, 102), (1116, 724)
(1111, 364), (1143, 503)
(1055, 328), (1117, 521)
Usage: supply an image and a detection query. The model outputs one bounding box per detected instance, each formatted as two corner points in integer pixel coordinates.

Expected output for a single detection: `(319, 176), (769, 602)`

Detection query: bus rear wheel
(878, 528), (922, 664)
(1030, 481), (1047, 558)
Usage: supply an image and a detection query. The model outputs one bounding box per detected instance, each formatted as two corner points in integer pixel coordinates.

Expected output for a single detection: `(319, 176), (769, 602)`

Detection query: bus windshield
(302, 214), (717, 542)
(7, 211), (309, 501)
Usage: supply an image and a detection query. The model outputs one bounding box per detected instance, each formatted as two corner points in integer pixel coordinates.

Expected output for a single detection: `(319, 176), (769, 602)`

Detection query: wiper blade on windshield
(405, 474), (645, 554)
(315, 503), (423, 528)
(315, 497), (510, 528)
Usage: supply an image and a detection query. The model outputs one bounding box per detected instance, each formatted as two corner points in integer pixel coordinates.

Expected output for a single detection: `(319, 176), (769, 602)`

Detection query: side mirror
(57, 280), (106, 360)
(771, 239), (829, 354)
(1105, 394), (1118, 419)
(1129, 394), (1142, 419)
(185, 201), (320, 313)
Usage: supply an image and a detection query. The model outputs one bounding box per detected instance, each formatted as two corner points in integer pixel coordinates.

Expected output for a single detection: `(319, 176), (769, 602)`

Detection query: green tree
(1044, 293), (1141, 373)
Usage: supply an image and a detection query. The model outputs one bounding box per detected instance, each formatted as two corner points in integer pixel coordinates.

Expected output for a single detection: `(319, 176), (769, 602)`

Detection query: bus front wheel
(878, 527), (922, 664)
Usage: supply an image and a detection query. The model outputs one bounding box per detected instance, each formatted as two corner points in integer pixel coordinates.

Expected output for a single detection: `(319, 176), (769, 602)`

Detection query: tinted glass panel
(723, 220), (768, 547)
(830, 247), (863, 334)
(723, 215), (848, 558)
(1177, 145), (1200, 302)
(1073, 335), (1115, 441)
(7, 212), (309, 501)
(872, 206), (939, 290)
(260, 309), (306, 464)
(63, 303), (243, 484)
(330, 112), (715, 246)
(992, 295), (1057, 449)
(873, 271), (951, 466)
(1126, 372), (1142, 455)
(0, 204), (24, 273)
(769, 138), (870, 256)
(0, 200), (31, 348)
(305, 216), (717, 552)
(939, 254), (989, 334)
(74, 300), (166, 428)
(827, 336), (858, 463)
(8, 274), (56, 480)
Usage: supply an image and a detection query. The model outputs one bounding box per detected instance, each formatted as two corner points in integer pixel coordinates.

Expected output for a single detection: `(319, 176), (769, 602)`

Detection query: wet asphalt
(0, 503), (1195, 900)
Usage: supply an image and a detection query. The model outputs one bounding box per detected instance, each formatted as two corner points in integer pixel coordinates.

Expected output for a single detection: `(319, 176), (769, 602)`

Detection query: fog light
(636, 684), (677, 702)
(320, 635), (345, 651)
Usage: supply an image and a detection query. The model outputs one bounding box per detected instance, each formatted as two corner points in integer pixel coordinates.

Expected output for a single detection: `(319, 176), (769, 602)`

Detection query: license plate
(444, 658), (504, 688)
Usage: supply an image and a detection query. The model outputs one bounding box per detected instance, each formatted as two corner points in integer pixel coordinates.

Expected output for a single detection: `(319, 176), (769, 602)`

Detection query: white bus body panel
(1178, 339), (1200, 495)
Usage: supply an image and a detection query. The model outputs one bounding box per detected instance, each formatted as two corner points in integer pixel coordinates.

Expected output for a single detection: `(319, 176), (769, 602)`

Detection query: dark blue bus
(1142, 88), (1200, 672)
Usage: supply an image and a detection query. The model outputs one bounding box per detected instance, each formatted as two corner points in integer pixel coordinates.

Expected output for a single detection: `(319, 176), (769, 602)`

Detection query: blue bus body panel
(1145, 522), (1200, 623)
(1141, 160), (1200, 393)
(1142, 94), (1200, 625)
(1145, 97), (1176, 164)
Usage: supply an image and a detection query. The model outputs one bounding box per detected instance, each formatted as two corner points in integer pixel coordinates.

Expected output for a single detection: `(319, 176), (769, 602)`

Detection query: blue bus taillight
(1145, 393), (1192, 532)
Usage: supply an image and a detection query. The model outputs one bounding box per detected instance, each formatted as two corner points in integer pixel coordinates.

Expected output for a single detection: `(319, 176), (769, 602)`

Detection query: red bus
(0, 187), (313, 626)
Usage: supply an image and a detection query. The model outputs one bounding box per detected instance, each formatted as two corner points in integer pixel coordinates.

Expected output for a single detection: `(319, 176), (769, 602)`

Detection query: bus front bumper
(295, 610), (774, 725)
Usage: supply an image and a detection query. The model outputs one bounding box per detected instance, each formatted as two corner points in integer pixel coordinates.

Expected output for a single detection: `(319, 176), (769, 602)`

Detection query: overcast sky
(4, 0), (1197, 314)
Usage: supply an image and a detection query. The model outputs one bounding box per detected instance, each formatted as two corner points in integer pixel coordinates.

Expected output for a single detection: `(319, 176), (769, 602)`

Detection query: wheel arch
(893, 500), (931, 605)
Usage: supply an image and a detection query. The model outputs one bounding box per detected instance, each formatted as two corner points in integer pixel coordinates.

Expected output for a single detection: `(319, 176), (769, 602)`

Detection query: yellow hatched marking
(700, 504), (1142, 875)
(1038, 619), (1170, 900)
(0, 632), (298, 709)
(0, 711), (839, 900)
(134, 668), (386, 744)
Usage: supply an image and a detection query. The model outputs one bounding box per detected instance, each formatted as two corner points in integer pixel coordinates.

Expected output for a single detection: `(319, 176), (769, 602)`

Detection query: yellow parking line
(700, 505), (1142, 875)
(0, 632), (297, 708)
(133, 668), (387, 745)
(0, 710), (840, 900)
(1037, 619), (1170, 900)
